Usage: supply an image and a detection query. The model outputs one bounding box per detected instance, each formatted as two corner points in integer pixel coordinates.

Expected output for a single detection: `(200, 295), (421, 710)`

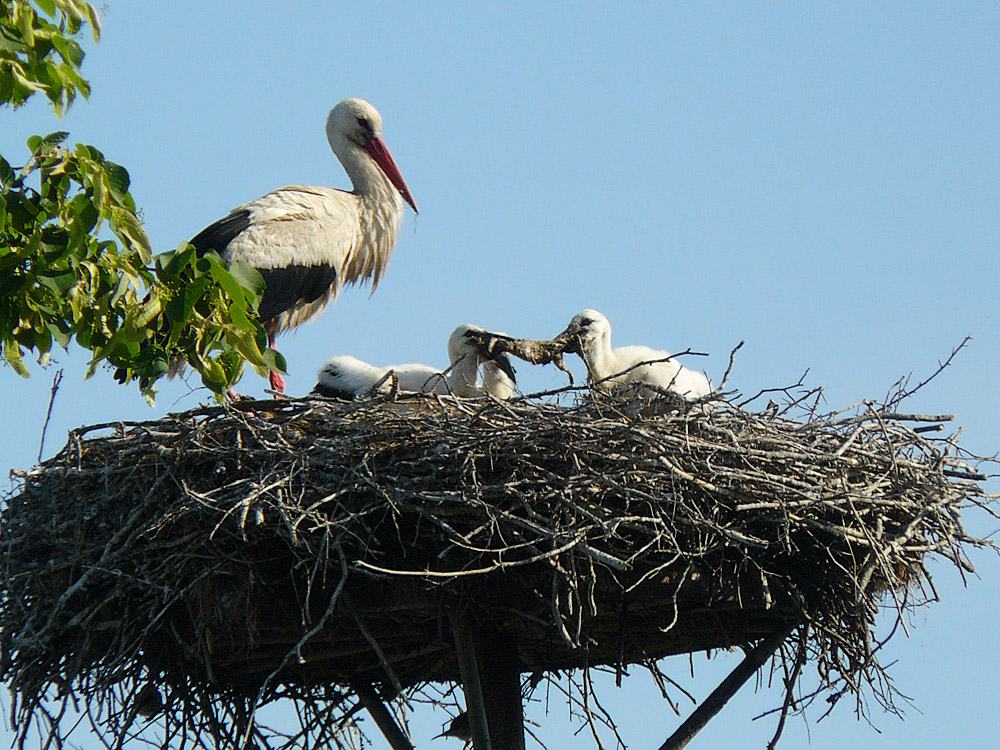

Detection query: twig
(37, 368), (63, 463)
(718, 340), (744, 391)
(891, 336), (972, 405)
(766, 626), (808, 750)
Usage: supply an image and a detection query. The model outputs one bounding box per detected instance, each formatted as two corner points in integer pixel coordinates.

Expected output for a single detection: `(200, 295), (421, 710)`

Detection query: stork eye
(356, 116), (373, 135)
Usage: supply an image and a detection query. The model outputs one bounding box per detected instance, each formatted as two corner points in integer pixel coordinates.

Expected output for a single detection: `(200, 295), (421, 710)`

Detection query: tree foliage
(1, 0), (100, 115)
(1, 0), (281, 402)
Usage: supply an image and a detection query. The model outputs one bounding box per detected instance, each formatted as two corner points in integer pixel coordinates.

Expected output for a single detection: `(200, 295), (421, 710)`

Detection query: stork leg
(269, 369), (286, 392)
(267, 333), (286, 393)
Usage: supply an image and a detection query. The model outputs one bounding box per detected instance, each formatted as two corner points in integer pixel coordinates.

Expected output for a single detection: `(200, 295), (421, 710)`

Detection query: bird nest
(1, 381), (995, 750)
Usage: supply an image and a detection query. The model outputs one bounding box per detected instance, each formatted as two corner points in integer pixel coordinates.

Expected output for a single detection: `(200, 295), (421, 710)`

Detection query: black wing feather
(189, 209), (252, 256)
(493, 352), (518, 384)
(312, 363), (355, 400)
(257, 264), (339, 322)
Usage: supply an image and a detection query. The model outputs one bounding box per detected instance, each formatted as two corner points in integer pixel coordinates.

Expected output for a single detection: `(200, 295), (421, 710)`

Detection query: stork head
(448, 324), (518, 385)
(326, 98), (418, 213)
(432, 711), (470, 742)
(556, 309), (612, 356)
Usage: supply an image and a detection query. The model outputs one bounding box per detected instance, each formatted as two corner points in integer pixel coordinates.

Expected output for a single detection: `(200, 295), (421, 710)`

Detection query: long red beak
(365, 136), (419, 213)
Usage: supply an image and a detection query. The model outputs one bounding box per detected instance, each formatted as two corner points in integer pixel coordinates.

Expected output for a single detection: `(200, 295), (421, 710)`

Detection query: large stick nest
(1, 383), (994, 749)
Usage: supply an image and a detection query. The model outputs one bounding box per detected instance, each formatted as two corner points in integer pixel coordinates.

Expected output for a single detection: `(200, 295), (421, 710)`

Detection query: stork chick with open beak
(557, 309), (712, 400)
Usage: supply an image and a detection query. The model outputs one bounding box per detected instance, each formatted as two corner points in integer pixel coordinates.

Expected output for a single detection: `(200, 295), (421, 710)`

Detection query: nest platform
(1, 389), (993, 749)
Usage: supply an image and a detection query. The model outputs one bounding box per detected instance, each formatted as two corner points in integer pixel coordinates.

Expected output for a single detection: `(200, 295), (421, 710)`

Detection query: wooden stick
(656, 623), (795, 750)
(37, 368), (63, 463)
(349, 682), (413, 750)
(451, 609), (492, 750)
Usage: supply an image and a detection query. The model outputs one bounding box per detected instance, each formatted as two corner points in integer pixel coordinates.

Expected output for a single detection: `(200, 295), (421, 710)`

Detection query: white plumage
(480, 357), (518, 401)
(313, 324), (517, 400)
(558, 309), (712, 400)
(189, 98), (417, 391)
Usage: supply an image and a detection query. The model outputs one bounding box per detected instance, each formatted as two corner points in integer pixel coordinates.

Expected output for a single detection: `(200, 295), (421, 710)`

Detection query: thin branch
(37, 368), (63, 463)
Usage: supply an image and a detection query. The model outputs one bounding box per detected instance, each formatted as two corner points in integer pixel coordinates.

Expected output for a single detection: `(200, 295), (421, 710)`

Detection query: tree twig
(37, 368), (63, 463)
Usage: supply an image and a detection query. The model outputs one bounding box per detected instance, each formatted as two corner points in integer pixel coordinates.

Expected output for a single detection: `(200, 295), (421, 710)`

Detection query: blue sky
(2, 2), (999, 747)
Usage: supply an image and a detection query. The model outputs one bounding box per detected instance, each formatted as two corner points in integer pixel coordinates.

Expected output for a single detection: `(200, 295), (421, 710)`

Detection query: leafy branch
(1, 0), (101, 115)
(1, 0), (284, 402)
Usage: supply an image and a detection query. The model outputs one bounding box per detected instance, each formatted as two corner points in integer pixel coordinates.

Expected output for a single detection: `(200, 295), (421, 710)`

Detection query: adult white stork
(312, 324), (518, 400)
(188, 98), (418, 392)
(557, 309), (713, 400)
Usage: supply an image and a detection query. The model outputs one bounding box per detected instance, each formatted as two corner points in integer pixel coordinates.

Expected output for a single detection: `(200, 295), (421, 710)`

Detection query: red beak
(365, 136), (419, 213)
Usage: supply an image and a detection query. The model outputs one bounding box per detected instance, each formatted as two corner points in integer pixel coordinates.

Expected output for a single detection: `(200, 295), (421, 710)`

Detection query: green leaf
(2, 336), (30, 377)
(48, 322), (71, 348)
(34, 0), (57, 17)
(51, 35), (84, 67)
(159, 245), (196, 278)
(34, 324), (52, 354)
(42, 130), (69, 147)
(108, 206), (150, 260)
(263, 348), (287, 375)
(36, 270), (76, 294)
(227, 260), (265, 300)
(0, 155), (14, 184)
(230, 332), (266, 368)
(207, 262), (246, 303)
(79, 1), (102, 41)
(68, 192), (100, 233)
(19, 11), (35, 48)
(216, 350), (245, 385)
(134, 296), (162, 328)
(105, 160), (129, 197)
(228, 297), (252, 330)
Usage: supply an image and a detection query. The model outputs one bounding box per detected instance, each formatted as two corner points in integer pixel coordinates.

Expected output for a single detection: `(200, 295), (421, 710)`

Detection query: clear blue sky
(2, 2), (998, 748)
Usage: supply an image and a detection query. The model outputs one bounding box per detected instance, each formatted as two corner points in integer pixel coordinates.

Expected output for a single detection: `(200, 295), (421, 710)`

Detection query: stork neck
(331, 133), (403, 206)
(333, 139), (405, 290)
(446, 353), (481, 394)
(585, 332), (617, 382)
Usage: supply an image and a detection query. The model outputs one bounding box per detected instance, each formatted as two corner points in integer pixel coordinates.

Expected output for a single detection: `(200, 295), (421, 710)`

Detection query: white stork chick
(188, 98), (418, 392)
(558, 309), (712, 401)
(312, 324), (517, 400)
(481, 357), (518, 400)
